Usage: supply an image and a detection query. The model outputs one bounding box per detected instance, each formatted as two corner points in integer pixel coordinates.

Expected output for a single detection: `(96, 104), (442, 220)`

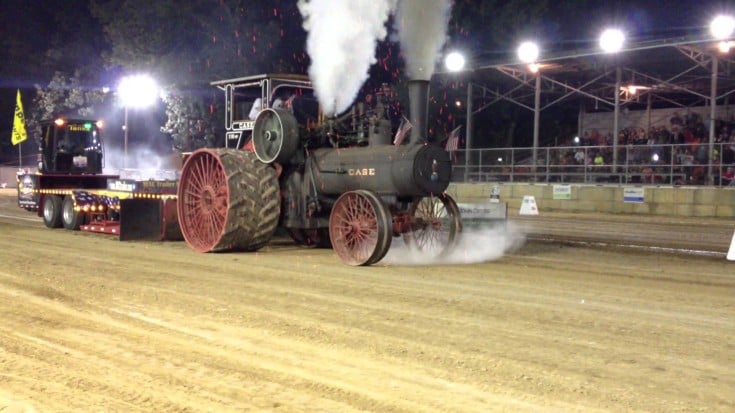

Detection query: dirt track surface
(0, 190), (734, 412)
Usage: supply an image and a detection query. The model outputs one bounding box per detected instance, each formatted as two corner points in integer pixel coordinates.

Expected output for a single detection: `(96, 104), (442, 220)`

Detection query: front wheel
(329, 190), (392, 266)
(402, 193), (462, 256)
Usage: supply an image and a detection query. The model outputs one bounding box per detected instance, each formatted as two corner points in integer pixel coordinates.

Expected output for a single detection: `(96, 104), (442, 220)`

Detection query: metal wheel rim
(178, 150), (229, 252)
(43, 198), (55, 222)
(62, 197), (74, 225)
(406, 194), (461, 255)
(330, 191), (388, 266)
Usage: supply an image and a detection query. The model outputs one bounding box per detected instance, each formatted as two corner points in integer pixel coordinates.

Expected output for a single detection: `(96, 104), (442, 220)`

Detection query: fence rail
(451, 142), (735, 187)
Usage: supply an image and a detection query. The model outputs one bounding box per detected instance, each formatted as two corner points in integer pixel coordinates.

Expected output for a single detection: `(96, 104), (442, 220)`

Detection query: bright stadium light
(710, 15), (735, 40)
(599, 28), (625, 53)
(119, 74), (158, 109)
(517, 41), (540, 63)
(445, 51), (466, 72)
(118, 74), (159, 169)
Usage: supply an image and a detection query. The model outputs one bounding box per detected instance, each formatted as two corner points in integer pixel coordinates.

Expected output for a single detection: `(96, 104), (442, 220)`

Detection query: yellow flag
(11, 89), (28, 145)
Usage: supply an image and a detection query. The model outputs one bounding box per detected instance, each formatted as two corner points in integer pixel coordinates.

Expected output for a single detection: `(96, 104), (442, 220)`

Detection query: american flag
(393, 116), (412, 146)
(444, 126), (462, 151)
(73, 190), (97, 206)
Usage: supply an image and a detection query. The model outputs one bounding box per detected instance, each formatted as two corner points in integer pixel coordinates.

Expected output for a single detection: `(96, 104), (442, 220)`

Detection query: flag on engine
(444, 125), (461, 151)
(11, 89), (28, 146)
(393, 116), (412, 146)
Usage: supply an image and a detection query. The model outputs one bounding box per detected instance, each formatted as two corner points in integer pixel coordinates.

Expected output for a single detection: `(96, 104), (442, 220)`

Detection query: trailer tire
(62, 195), (83, 230)
(42, 195), (63, 228)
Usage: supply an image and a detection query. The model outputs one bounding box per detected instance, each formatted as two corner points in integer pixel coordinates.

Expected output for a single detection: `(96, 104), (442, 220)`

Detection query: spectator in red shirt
(721, 166), (735, 186)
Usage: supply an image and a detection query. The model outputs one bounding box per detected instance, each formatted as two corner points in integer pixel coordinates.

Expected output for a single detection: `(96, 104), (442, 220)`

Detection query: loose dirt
(0, 189), (733, 412)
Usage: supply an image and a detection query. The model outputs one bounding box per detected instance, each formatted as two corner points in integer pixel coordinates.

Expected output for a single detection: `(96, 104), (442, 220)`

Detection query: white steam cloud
(298, 0), (398, 116)
(380, 222), (527, 266)
(298, 0), (452, 115)
(395, 0), (452, 80)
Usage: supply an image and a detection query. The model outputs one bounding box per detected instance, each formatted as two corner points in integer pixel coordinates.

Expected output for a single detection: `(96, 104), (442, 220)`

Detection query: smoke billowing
(298, 0), (452, 115)
(395, 0), (452, 80)
(298, 0), (397, 116)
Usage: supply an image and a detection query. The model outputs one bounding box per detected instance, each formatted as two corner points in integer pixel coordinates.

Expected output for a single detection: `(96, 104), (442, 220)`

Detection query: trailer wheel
(42, 195), (63, 228)
(329, 190), (392, 266)
(403, 193), (462, 256)
(177, 148), (280, 252)
(62, 195), (83, 230)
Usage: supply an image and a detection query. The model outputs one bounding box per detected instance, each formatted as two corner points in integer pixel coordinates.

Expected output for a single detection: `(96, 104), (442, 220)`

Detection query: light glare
(119, 74), (159, 109)
(445, 51), (466, 72)
(710, 15), (735, 40)
(517, 41), (539, 63)
(599, 28), (625, 53)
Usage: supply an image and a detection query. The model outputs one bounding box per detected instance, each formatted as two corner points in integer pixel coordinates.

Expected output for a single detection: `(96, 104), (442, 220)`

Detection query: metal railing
(451, 142), (735, 187)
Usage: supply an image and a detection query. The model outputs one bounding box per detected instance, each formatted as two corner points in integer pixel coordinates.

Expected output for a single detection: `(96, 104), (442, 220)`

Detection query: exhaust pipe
(407, 80), (430, 145)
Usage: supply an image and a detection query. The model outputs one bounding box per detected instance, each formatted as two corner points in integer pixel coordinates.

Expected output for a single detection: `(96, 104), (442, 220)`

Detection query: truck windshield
(59, 123), (100, 154)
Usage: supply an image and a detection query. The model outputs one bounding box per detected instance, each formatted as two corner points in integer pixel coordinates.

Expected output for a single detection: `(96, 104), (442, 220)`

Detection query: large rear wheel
(329, 190), (392, 266)
(177, 148), (280, 252)
(402, 193), (462, 256)
(42, 195), (63, 228)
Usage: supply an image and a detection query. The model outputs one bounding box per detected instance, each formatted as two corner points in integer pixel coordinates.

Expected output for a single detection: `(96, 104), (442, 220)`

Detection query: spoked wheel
(177, 148), (280, 252)
(329, 190), (392, 266)
(403, 193), (462, 256)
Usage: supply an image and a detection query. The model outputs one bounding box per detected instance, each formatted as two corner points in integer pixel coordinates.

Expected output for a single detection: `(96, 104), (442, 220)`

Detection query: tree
(29, 71), (108, 140)
(89, 0), (307, 152)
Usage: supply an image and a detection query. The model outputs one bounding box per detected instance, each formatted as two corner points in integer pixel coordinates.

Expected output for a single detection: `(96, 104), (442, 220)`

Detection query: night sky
(0, 0), (732, 163)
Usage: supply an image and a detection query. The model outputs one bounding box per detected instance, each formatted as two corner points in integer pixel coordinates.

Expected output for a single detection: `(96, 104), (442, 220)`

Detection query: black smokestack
(408, 80), (429, 145)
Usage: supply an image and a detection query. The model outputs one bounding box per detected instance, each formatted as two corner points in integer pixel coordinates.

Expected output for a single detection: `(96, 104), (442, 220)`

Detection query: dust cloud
(381, 222), (526, 266)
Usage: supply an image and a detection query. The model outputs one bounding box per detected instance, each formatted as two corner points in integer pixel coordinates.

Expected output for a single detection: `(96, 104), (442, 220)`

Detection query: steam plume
(394, 0), (452, 80)
(298, 0), (397, 116)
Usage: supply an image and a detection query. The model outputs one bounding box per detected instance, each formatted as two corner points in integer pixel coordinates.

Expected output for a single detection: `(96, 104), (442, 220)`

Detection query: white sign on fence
(553, 184), (572, 200)
(457, 202), (507, 220)
(623, 187), (645, 203)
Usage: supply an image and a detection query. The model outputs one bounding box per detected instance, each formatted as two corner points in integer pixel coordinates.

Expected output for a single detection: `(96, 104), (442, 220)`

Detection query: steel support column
(464, 82), (474, 182)
(708, 55), (718, 185)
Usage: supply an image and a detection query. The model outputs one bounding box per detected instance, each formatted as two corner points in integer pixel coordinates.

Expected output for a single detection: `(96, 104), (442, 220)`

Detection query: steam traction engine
(176, 74), (461, 265)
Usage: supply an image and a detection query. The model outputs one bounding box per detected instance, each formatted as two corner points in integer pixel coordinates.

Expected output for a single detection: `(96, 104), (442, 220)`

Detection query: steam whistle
(431, 159), (439, 182)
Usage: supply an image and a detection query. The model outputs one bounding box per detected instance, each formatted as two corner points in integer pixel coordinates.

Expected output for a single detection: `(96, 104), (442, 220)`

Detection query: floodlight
(445, 51), (466, 72)
(118, 74), (159, 109)
(517, 41), (539, 63)
(599, 28), (625, 53)
(710, 15), (735, 40)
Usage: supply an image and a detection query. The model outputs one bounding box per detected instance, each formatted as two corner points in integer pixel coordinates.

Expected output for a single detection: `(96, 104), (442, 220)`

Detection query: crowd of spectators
(553, 112), (735, 185)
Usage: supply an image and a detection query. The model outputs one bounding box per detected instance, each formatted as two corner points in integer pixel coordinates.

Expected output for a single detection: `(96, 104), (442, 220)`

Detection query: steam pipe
(407, 80), (430, 145)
